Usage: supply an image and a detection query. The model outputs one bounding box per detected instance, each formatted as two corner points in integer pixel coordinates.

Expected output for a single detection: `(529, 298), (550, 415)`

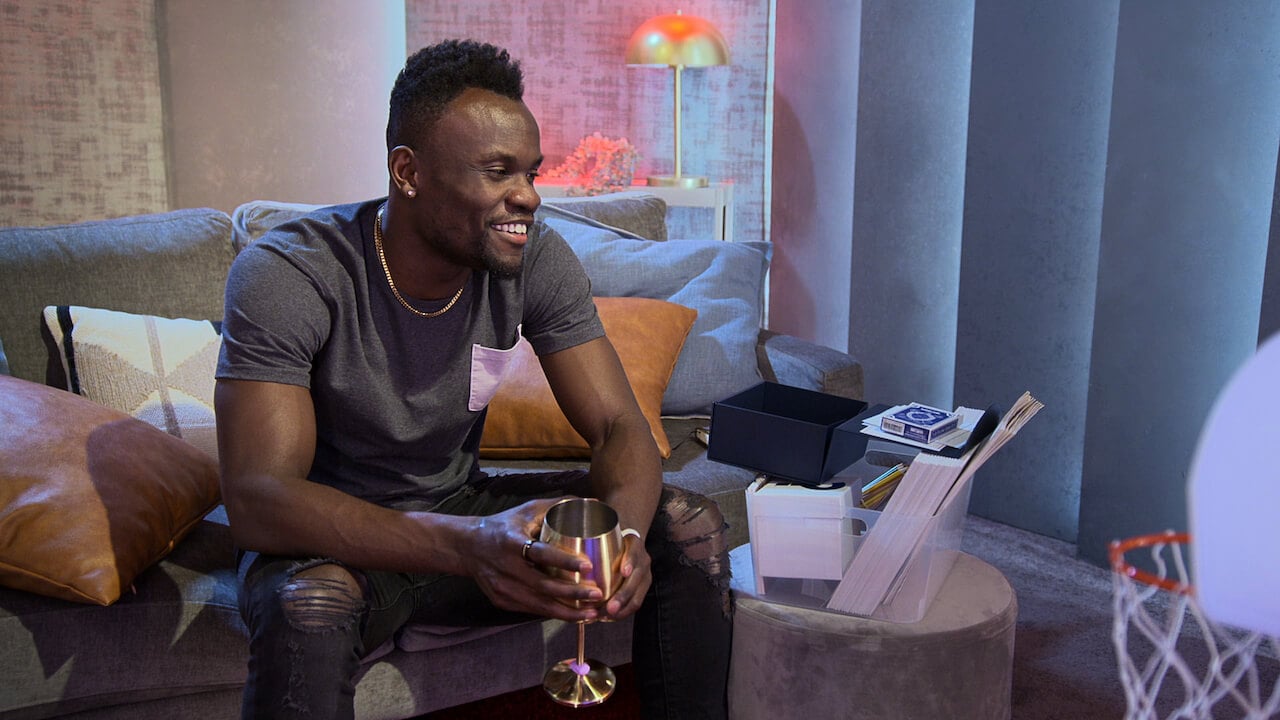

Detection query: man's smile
(491, 221), (530, 243)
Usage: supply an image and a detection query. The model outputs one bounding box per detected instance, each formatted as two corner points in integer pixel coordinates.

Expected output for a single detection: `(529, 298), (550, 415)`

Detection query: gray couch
(0, 192), (862, 719)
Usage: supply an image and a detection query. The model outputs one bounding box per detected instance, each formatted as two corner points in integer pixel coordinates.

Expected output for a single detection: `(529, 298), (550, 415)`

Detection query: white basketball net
(1111, 533), (1280, 719)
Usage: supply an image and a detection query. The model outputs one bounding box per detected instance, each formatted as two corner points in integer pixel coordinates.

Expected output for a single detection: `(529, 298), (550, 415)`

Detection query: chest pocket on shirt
(469, 328), (530, 412)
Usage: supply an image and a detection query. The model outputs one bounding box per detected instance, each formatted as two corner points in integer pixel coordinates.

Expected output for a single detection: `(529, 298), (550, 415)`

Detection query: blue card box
(707, 382), (872, 485)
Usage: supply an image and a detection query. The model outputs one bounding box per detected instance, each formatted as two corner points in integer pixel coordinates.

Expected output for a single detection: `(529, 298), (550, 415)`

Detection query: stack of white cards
(826, 392), (1044, 617)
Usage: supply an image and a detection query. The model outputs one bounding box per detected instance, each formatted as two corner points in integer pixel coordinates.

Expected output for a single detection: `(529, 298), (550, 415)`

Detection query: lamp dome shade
(626, 14), (730, 67)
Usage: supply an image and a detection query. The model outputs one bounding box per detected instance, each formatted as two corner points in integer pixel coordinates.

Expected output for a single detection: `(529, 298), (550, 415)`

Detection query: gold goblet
(539, 497), (624, 707)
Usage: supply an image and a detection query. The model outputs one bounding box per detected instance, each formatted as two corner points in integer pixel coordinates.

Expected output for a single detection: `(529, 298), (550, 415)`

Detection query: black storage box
(706, 382), (874, 485)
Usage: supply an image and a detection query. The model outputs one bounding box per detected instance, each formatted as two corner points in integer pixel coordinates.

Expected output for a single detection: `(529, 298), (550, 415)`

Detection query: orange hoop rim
(1109, 531), (1193, 595)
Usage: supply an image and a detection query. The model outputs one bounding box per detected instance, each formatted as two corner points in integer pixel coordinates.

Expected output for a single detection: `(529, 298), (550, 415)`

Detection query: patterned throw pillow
(42, 306), (221, 460)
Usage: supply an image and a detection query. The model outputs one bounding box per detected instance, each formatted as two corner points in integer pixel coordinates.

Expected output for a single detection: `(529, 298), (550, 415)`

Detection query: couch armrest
(755, 329), (864, 400)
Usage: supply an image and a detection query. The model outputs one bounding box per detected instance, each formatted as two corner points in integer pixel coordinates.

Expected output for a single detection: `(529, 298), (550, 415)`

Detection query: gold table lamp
(626, 11), (730, 188)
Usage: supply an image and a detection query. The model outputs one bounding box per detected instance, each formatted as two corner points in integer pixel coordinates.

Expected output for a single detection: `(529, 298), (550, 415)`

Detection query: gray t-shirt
(216, 199), (604, 508)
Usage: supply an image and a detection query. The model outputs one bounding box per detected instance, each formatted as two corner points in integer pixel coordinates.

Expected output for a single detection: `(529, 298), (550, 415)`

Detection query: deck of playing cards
(879, 403), (960, 444)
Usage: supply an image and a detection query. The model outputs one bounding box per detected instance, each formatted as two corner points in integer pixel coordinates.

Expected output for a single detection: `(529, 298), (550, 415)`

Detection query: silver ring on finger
(521, 538), (536, 562)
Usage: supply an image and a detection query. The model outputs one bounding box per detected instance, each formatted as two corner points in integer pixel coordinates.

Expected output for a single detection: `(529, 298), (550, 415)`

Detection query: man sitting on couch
(214, 39), (731, 719)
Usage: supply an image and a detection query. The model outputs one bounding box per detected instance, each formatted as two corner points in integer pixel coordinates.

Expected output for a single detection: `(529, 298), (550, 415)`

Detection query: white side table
(536, 181), (735, 242)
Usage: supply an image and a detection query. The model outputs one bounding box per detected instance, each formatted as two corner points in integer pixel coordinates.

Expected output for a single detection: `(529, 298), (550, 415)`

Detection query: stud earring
(405, 188), (416, 198)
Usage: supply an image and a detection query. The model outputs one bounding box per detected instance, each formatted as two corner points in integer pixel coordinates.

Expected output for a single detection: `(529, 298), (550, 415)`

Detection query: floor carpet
(418, 663), (640, 719)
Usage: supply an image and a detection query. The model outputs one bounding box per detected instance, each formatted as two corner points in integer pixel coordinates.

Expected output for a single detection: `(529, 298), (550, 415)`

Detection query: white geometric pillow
(42, 306), (221, 461)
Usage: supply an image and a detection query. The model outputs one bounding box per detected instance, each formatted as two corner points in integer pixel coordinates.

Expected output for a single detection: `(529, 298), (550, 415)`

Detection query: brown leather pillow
(480, 297), (697, 459)
(0, 375), (220, 605)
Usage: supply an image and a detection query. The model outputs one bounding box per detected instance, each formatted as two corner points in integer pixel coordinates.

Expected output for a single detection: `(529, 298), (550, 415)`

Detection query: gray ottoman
(728, 544), (1017, 719)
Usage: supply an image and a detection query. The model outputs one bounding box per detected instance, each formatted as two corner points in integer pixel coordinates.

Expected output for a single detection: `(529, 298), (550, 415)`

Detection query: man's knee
(277, 563), (366, 633)
(657, 487), (731, 588)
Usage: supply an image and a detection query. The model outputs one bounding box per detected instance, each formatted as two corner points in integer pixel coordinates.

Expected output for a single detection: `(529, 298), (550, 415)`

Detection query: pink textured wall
(2, 0), (771, 242)
(162, 0), (406, 213)
(1, 0), (168, 226)
(406, 1), (771, 243)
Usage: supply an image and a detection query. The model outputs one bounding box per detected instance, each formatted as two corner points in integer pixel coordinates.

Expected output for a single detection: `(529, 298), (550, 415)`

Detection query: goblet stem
(546, 621), (614, 706)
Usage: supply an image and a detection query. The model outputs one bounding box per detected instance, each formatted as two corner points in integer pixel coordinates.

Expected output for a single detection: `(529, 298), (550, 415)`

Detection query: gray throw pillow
(547, 217), (770, 416)
(537, 191), (668, 241)
(231, 200), (324, 252)
(0, 208), (233, 384)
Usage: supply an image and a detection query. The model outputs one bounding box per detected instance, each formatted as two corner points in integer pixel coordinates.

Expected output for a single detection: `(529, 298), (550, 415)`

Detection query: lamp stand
(646, 64), (709, 188)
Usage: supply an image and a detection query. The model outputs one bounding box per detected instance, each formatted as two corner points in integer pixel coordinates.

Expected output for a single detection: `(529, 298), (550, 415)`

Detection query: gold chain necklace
(373, 203), (464, 318)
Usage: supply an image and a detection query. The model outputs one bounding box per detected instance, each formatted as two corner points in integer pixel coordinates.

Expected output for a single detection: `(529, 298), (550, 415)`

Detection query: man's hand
(464, 497), (604, 623)
(599, 531), (651, 621)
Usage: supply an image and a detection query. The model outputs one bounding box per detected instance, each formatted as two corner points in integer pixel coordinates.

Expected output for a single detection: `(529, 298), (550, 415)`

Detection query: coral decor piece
(543, 133), (641, 196)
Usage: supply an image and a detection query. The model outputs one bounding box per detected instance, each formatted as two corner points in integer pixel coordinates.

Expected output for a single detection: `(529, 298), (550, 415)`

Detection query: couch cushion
(535, 190), (668, 241)
(0, 208), (233, 385)
(547, 218), (771, 416)
(42, 305), (222, 460)
(0, 375), (221, 606)
(480, 297), (696, 459)
(0, 505), (246, 718)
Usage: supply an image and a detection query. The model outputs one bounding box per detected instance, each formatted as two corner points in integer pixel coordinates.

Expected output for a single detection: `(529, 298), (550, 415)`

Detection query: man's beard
(432, 235), (523, 278)
(480, 244), (523, 278)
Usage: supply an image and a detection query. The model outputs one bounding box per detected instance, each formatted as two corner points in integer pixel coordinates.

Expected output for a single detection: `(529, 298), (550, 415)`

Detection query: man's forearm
(222, 471), (476, 575)
(587, 412), (663, 538)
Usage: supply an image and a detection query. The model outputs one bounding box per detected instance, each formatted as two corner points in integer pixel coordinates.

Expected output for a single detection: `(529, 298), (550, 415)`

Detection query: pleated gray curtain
(1074, 1), (1280, 563)
(849, 0), (973, 410)
(774, 0), (1280, 562)
(956, 1), (1118, 545)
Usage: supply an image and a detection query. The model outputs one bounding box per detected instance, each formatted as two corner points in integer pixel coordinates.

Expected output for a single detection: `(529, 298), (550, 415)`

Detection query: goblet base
(542, 657), (616, 707)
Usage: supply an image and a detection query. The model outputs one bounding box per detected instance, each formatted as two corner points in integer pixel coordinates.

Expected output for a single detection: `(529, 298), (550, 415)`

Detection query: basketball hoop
(1110, 531), (1280, 720)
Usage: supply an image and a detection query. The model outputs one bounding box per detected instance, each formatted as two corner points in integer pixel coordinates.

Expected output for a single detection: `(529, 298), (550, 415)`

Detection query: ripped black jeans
(236, 471), (732, 719)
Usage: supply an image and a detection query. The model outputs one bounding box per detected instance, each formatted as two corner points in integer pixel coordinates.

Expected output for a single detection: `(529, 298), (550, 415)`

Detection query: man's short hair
(386, 39), (525, 150)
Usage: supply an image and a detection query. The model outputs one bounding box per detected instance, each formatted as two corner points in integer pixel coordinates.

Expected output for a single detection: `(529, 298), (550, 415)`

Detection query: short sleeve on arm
(521, 225), (604, 357)
(217, 242), (330, 389)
